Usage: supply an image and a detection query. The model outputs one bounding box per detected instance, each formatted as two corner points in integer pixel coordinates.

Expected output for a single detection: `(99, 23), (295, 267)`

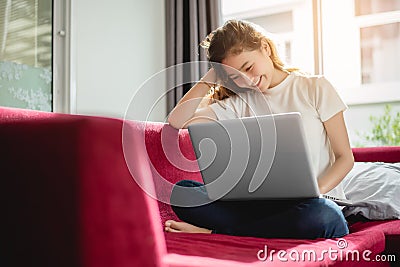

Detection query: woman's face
(221, 45), (277, 92)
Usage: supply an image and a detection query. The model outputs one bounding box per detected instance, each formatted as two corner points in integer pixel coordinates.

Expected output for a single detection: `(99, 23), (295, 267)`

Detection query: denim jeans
(170, 180), (349, 239)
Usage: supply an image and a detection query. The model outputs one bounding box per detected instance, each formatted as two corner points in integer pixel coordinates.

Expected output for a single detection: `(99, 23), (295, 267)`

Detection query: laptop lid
(187, 112), (320, 200)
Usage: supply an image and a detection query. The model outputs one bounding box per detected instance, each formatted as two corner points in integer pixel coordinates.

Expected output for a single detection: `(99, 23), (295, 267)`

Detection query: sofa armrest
(352, 146), (400, 163)
(1, 107), (166, 267)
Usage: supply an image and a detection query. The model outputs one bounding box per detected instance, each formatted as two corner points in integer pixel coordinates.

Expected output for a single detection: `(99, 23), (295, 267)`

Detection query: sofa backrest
(139, 122), (203, 224)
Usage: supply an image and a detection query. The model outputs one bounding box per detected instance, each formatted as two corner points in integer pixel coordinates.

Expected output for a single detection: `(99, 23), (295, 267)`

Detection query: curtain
(165, 0), (221, 114)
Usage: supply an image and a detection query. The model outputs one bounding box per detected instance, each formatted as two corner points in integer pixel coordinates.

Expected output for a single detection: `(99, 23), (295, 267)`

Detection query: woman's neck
(270, 69), (289, 88)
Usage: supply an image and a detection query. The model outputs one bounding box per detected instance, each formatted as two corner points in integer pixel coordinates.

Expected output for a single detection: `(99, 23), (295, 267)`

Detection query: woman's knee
(175, 179), (203, 188)
(299, 198), (349, 238)
(170, 180), (209, 208)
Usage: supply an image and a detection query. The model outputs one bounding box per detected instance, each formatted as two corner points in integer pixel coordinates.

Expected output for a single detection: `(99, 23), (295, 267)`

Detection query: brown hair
(200, 19), (297, 102)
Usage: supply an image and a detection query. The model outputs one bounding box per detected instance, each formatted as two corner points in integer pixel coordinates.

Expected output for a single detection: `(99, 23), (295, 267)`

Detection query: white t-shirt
(208, 71), (348, 199)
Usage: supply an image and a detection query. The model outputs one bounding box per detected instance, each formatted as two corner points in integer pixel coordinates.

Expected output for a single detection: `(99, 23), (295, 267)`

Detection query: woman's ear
(261, 39), (271, 57)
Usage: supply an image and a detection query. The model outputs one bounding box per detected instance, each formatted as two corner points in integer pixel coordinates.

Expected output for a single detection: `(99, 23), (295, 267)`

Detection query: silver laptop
(187, 112), (353, 205)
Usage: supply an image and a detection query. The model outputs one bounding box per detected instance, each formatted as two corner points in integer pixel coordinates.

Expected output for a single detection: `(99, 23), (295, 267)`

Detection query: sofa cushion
(341, 162), (400, 220)
(349, 219), (400, 256)
(164, 229), (387, 266)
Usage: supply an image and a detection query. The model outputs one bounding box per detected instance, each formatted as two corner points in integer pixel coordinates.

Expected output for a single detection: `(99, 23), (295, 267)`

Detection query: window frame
(53, 0), (74, 113)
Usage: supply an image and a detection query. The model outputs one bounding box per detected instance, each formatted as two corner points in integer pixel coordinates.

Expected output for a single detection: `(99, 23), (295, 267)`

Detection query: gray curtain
(165, 0), (221, 114)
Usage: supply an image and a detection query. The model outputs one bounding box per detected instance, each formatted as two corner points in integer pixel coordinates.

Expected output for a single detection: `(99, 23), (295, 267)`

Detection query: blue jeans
(170, 180), (349, 239)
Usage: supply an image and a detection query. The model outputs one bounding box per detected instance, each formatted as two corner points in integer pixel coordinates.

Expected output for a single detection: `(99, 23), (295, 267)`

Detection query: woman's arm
(167, 69), (218, 129)
(318, 111), (354, 194)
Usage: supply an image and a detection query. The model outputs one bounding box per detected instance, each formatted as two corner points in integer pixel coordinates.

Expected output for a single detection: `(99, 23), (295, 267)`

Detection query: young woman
(165, 19), (354, 239)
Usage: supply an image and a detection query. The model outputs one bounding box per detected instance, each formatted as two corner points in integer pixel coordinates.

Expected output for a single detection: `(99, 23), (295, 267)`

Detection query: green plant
(358, 104), (400, 146)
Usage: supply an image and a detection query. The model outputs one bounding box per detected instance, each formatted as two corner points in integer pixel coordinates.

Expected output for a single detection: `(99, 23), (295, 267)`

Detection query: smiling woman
(166, 19), (354, 240)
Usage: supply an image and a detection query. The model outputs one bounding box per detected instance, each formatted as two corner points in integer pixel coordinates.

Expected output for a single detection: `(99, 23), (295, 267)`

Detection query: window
(321, 0), (400, 104)
(0, 0), (53, 111)
(221, 0), (400, 147)
(360, 22), (400, 85)
(0, 0), (71, 112)
(354, 0), (400, 16)
(246, 11), (295, 66)
(222, 0), (315, 73)
(221, 0), (400, 105)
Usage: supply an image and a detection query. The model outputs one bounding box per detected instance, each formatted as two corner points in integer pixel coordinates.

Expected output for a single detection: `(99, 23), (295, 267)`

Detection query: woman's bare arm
(168, 69), (218, 129)
(318, 111), (354, 194)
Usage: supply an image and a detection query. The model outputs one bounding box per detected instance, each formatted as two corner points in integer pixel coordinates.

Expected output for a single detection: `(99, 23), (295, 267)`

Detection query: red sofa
(1, 106), (399, 267)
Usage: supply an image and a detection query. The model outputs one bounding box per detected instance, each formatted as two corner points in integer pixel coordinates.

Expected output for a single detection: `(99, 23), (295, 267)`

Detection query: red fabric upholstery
(144, 124), (202, 224)
(151, 124), (398, 267)
(1, 107), (166, 267)
(165, 230), (387, 267)
(352, 147), (400, 163)
(1, 106), (399, 267)
(349, 220), (400, 257)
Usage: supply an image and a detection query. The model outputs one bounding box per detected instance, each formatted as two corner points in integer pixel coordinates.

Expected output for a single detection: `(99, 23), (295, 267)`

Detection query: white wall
(72, 0), (166, 121)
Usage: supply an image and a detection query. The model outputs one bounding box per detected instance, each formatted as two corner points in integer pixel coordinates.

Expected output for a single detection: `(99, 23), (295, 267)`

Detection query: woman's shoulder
(289, 72), (339, 107)
(291, 71), (328, 83)
(291, 72), (334, 93)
